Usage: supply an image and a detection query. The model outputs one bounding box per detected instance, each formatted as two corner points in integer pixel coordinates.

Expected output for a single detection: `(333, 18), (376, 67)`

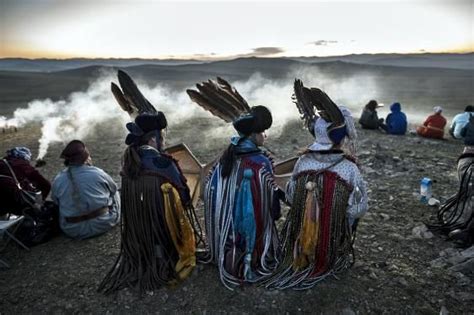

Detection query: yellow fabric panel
(293, 189), (319, 270)
(161, 183), (196, 280)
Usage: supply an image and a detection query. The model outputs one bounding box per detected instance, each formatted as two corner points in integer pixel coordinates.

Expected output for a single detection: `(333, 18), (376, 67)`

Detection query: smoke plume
(3, 65), (402, 160)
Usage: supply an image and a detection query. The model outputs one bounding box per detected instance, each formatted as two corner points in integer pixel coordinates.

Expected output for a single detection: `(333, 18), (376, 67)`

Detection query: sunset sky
(0, 0), (472, 59)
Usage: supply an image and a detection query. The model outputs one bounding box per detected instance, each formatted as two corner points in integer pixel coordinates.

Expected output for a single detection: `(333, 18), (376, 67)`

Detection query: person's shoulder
(152, 153), (174, 169)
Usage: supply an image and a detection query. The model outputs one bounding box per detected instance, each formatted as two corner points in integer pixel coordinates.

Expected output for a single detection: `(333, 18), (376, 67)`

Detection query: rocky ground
(0, 117), (473, 314)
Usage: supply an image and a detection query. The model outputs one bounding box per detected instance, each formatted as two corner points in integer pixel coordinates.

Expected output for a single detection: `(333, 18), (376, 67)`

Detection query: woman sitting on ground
(358, 100), (387, 131)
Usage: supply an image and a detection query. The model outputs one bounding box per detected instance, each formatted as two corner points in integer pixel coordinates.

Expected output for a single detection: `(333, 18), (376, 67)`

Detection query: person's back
(416, 106), (447, 139)
(451, 106), (474, 139)
(266, 98), (368, 290)
(99, 112), (198, 294)
(0, 147), (50, 216)
(52, 141), (120, 240)
(386, 102), (407, 135)
(204, 106), (281, 289)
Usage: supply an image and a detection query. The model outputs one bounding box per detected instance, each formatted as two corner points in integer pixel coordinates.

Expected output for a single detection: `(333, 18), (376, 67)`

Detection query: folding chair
(0, 215), (30, 268)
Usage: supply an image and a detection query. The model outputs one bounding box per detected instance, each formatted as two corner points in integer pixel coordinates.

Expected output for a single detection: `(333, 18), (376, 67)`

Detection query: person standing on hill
(385, 102), (407, 135)
(416, 106), (447, 139)
(358, 100), (387, 131)
(450, 105), (474, 139)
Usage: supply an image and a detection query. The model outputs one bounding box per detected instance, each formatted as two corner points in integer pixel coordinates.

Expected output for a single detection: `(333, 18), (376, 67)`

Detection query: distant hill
(289, 53), (474, 70)
(0, 53), (472, 73)
(0, 57), (472, 118)
(0, 58), (206, 73)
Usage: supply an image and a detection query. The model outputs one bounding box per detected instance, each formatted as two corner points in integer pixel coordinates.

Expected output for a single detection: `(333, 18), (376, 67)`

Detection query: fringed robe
(203, 144), (281, 289)
(432, 152), (474, 236)
(99, 146), (198, 293)
(265, 151), (368, 290)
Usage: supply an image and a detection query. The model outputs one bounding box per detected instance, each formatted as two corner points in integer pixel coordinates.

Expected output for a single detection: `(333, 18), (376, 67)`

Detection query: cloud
(309, 40), (338, 46)
(225, 47), (285, 59)
(250, 47), (285, 56)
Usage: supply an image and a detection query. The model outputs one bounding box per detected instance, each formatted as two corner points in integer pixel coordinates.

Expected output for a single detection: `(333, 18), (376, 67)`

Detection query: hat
(135, 112), (167, 132)
(308, 106), (357, 152)
(433, 106), (443, 113)
(60, 140), (90, 165)
(6, 147), (32, 161)
(232, 105), (273, 136)
(125, 112), (167, 145)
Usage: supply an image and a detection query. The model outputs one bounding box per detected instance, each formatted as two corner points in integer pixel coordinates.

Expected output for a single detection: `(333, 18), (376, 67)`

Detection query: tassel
(233, 168), (256, 280)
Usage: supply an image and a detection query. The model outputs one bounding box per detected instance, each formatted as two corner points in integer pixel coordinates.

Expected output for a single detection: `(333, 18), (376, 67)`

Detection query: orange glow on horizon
(1, 44), (473, 60)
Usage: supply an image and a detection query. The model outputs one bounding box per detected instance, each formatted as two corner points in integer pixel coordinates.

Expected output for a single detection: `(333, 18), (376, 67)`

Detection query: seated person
(359, 100), (387, 131)
(450, 105), (474, 139)
(51, 140), (120, 239)
(99, 113), (198, 293)
(386, 102), (407, 135)
(416, 106), (447, 139)
(0, 147), (50, 216)
(266, 97), (368, 290)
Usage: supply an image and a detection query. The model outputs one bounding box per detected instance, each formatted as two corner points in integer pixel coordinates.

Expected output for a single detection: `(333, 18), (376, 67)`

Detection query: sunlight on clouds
(0, 0), (472, 58)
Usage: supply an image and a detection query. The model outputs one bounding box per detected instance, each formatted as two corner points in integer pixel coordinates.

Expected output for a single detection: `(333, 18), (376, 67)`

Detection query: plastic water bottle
(420, 177), (432, 204)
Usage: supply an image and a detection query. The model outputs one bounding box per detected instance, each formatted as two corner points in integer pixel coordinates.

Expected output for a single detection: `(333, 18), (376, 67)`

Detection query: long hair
(220, 144), (236, 178)
(365, 100), (378, 111)
(122, 132), (157, 179)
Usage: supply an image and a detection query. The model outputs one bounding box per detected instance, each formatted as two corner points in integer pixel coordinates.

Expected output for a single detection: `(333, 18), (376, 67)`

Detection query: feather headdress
(187, 77), (272, 135)
(292, 79), (345, 137)
(111, 70), (157, 117)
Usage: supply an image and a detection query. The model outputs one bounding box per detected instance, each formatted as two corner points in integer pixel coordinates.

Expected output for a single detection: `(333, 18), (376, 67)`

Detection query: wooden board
(165, 143), (216, 208)
(273, 156), (298, 190)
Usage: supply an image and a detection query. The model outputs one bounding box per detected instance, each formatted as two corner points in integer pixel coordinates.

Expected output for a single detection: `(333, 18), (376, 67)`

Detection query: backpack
(14, 201), (60, 247)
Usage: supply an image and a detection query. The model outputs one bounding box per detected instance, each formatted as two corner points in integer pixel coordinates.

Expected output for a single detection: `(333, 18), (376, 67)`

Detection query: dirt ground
(0, 117), (472, 314)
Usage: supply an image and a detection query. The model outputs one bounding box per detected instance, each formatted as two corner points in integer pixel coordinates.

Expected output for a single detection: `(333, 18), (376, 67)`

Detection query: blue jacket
(386, 103), (407, 135)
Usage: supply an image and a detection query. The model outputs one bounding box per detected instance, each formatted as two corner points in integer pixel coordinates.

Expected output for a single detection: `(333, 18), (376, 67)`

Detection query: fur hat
(125, 112), (167, 145)
(233, 105), (273, 136)
(60, 140), (90, 165)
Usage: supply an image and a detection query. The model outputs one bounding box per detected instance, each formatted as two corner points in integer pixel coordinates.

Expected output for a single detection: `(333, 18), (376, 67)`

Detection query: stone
(439, 306), (449, 315)
(448, 258), (474, 274)
(460, 246), (474, 259)
(341, 307), (356, 315)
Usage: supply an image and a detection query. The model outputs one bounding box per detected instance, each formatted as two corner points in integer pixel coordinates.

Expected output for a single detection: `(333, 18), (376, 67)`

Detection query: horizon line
(1, 51), (473, 61)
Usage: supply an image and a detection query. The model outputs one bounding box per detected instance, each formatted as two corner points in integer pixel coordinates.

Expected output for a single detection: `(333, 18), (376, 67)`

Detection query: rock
(341, 307), (356, 315)
(446, 254), (468, 266)
(456, 292), (474, 301)
(439, 305), (449, 315)
(430, 257), (447, 268)
(440, 248), (460, 257)
(448, 258), (474, 274)
(460, 246), (474, 258)
(412, 224), (434, 239)
(396, 277), (408, 286)
(379, 213), (390, 220)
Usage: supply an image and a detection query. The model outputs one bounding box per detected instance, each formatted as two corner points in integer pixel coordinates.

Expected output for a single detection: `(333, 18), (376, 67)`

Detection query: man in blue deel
(386, 102), (408, 135)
